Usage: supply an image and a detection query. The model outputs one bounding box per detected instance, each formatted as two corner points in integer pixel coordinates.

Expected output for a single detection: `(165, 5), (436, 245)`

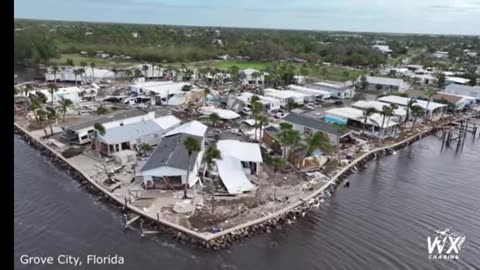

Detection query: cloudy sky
(14, 0), (480, 35)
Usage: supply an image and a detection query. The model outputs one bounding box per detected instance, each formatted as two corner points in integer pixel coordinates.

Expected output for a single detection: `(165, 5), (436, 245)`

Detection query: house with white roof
(378, 95), (447, 118)
(95, 115), (181, 156)
(45, 66), (115, 83)
(363, 76), (409, 92)
(264, 88), (308, 106)
(229, 92), (281, 112)
(287, 85), (331, 101)
(352, 100), (407, 122)
(61, 110), (156, 145)
(445, 77), (470, 86)
(324, 107), (400, 138)
(310, 81), (355, 99)
(37, 86), (87, 104)
(372, 45), (392, 54)
(135, 120), (208, 190)
(240, 69), (267, 85)
(443, 84), (480, 101)
(215, 140), (263, 194)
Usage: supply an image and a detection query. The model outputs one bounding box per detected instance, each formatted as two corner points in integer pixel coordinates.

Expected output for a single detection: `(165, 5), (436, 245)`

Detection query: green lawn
(310, 66), (367, 82)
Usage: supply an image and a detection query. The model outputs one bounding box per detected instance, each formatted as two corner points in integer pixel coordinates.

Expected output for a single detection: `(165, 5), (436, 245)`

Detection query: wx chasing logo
(427, 228), (466, 260)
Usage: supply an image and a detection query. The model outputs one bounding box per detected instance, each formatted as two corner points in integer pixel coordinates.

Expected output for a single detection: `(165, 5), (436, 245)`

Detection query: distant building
(263, 88), (309, 106)
(45, 66), (115, 83)
(372, 45), (392, 54)
(432, 51), (449, 59)
(362, 76), (409, 92)
(310, 81), (355, 99)
(445, 77), (470, 86)
(444, 84), (480, 101)
(287, 85), (331, 101)
(240, 69), (267, 86)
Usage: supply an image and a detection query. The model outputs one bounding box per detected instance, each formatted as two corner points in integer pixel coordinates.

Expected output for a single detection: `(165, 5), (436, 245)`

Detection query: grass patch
(310, 66), (367, 82)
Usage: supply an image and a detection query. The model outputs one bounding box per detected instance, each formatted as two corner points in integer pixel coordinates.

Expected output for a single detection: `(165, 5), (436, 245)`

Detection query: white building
(263, 88), (308, 106)
(287, 85), (331, 101)
(95, 115), (181, 156)
(135, 121), (208, 189)
(310, 81), (355, 99)
(372, 45), (392, 54)
(45, 66), (115, 83)
(443, 84), (480, 101)
(231, 92), (281, 112)
(240, 69), (267, 85)
(61, 110), (156, 145)
(445, 77), (470, 86)
(129, 81), (195, 99)
(324, 107), (400, 138)
(37, 86), (86, 104)
(352, 100), (407, 122)
(363, 76), (409, 92)
(378, 95), (447, 118)
(215, 140), (263, 194)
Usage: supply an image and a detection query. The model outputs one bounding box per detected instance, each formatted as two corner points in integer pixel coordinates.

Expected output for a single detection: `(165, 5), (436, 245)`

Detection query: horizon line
(14, 17), (480, 38)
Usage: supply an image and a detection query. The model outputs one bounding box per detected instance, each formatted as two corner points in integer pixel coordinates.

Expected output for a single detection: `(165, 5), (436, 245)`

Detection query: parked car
(306, 103), (315, 110)
(241, 107), (252, 115)
(334, 100), (344, 105)
(274, 112), (288, 119)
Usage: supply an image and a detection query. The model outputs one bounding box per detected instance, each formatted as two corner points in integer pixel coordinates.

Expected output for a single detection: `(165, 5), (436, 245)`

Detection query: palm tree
(24, 84), (33, 97)
(381, 106), (394, 139)
(209, 113), (221, 127)
(255, 114), (269, 146)
(279, 123), (300, 161)
(229, 66), (240, 86)
(424, 88), (436, 119)
(90, 62), (96, 81)
(305, 133), (323, 158)
(58, 97), (73, 122)
(77, 68), (86, 84)
(46, 107), (57, 135)
(361, 107), (377, 135)
(252, 101), (263, 141)
(51, 65), (59, 83)
(36, 109), (49, 137)
(404, 98), (417, 126)
(183, 136), (201, 199)
(142, 64), (149, 80)
(410, 105), (424, 131)
(134, 68), (143, 79)
(73, 69), (81, 86)
(47, 83), (58, 105)
(29, 97), (42, 122)
(92, 123), (106, 158)
(124, 69), (133, 83)
(150, 63), (156, 79)
(139, 143), (154, 156)
(271, 157), (284, 201)
(203, 145), (222, 213)
(251, 71), (261, 85)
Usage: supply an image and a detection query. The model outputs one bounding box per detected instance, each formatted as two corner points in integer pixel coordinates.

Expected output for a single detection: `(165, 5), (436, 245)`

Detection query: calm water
(14, 134), (480, 270)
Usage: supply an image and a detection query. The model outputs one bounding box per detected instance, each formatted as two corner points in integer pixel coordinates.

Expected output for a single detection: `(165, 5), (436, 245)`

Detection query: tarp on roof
(217, 140), (263, 162)
(216, 155), (255, 194)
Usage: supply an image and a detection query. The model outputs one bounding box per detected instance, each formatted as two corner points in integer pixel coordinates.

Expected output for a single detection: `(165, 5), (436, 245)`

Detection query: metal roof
(365, 76), (403, 86)
(283, 113), (348, 136)
(63, 110), (148, 131)
(139, 133), (203, 172)
(97, 120), (163, 145)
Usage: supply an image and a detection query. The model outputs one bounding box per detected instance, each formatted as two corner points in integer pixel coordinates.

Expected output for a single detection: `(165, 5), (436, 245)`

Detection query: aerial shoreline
(13, 120), (450, 250)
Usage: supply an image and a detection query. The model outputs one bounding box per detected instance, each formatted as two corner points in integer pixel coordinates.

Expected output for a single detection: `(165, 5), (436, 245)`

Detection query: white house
(310, 81), (355, 99)
(135, 121), (208, 190)
(378, 95), (447, 118)
(61, 110), (156, 145)
(363, 76), (409, 92)
(287, 85), (331, 101)
(45, 66), (116, 83)
(215, 140), (263, 194)
(240, 69), (267, 85)
(324, 107), (400, 138)
(264, 88), (308, 106)
(95, 115), (181, 156)
(443, 84), (480, 101)
(445, 77), (470, 86)
(352, 100), (407, 122)
(372, 45), (392, 54)
(230, 92), (281, 112)
(37, 86), (86, 104)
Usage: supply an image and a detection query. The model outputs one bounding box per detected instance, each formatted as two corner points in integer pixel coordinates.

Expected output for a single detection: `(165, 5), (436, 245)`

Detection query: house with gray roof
(61, 109), (156, 145)
(282, 113), (350, 145)
(94, 115), (181, 156)
(135, 121), (208, 190)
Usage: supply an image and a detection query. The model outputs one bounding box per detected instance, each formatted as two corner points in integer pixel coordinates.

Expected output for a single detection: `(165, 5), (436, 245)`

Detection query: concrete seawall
(14, 122), (438, 250)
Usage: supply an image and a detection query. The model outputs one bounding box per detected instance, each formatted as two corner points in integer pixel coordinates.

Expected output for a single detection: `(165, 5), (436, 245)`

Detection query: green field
(309, 66), (367, 82)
